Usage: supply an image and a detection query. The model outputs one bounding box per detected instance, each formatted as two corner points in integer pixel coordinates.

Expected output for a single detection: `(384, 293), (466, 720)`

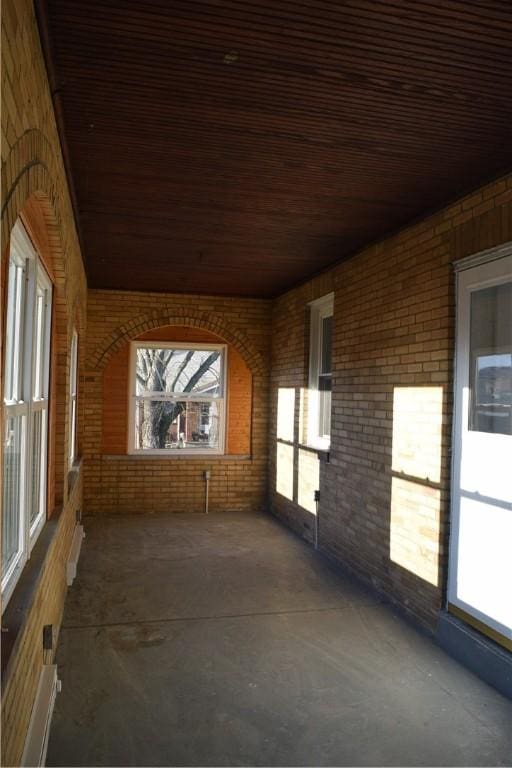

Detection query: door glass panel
(469, 282), (512, 435)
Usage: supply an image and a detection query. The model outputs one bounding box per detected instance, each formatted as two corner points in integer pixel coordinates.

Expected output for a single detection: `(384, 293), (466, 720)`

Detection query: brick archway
(2, 128), (86, 505)
(90, 307), (267, 378)
(1, 127), (86, 307)
(3, 131), (61, 246)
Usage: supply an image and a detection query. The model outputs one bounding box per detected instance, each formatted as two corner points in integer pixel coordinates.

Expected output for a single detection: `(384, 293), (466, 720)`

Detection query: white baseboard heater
(66, 523), (85, 586)
(21, 664), (62, 767)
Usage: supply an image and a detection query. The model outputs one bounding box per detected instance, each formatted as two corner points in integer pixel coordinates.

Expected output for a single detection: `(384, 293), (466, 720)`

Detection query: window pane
(469, 282), (512, 435)
(319, 389), (331, 438)
(318, 374), (332, 439)
(70, 398), (77, 463)
(69, 331), (78, 464)
(33, 291), (45, 399)
(135, 348), (222, 396)
(29, 408), (46, 528)
(5, 263), (16, 401)
(135, 399), (221, 450)
(321, 315), (332, 375)
(5, 261), (25, 402)
(2, 414), (25, 580)
(70, 332), (78, 395)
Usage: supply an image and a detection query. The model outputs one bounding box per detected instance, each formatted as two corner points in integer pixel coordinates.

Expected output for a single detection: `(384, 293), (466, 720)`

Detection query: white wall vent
(66, 523), (85, 586)
(21, 664), (61, 767)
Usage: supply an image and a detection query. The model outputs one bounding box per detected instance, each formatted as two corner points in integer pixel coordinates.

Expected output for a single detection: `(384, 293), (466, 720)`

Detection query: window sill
(299, 443), (331, 462)
(1, 515), (60, 682)
(103, 453), (252, 461)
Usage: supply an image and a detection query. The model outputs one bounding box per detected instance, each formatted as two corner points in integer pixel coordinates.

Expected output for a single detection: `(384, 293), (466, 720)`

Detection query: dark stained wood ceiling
(37, 0), (512, 298)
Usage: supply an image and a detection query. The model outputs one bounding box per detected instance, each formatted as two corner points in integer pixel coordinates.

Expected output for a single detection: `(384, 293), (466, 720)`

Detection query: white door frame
(448, 241), (512, 646)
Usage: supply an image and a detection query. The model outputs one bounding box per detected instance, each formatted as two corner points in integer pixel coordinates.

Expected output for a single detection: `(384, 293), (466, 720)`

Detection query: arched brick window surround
(1, 128), (86, 505)
(90, 309), (267, 379)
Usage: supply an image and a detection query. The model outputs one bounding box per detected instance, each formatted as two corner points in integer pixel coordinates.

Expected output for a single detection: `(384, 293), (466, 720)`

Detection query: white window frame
(69, 328), (79, 467)
(308, 293), (334, 450)
(128, 341), (227, 455)
(2, 220), (52, 609)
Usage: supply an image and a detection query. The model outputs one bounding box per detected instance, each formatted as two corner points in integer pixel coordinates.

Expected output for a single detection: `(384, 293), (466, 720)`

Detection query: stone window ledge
(101, 453), (253, 461)
(1, 516), (60, 683)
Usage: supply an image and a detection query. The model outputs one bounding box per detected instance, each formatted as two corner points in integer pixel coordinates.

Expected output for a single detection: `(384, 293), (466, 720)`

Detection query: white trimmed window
(308, 293), (333, 449)
(69, 328), (78, 466)
(128, 342), (226, 454)
(2, 220), (53, 608)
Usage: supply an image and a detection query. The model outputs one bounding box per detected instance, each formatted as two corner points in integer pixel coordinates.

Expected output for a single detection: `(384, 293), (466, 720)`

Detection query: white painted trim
(21, 665), (61, 767)
(130, 340), (225, 353)
(453, 240), (512, 273)
(67, 524), (85, 586)
(307, 291), (334, 308)
(128, 341), (227, 455)
(10, 218), (38, 263)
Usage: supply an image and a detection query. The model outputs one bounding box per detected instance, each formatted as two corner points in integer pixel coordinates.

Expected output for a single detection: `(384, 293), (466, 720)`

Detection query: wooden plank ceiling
(39, 0), (512, 297)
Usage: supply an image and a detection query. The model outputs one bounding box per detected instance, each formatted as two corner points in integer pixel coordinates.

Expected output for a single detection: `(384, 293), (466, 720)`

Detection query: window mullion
(23, 258), (36, 558)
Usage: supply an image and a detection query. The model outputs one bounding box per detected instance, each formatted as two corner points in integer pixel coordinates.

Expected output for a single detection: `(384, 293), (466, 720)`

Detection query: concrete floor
(47, 512), (512, 767)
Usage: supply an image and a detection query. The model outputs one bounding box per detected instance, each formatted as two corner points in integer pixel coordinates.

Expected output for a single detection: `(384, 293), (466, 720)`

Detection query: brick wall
(270, 175), (512, 631)
(84, 290), (271, 515)
(1, 0), (88, 764)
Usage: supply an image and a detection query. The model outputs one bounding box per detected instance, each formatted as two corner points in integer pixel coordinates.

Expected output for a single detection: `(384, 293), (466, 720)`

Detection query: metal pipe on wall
(204, 469), (211, 514)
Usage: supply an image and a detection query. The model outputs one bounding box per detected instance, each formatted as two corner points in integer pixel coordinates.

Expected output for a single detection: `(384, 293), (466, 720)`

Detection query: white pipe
(314, 490), (320, 550)
(204, 469), (211, 514)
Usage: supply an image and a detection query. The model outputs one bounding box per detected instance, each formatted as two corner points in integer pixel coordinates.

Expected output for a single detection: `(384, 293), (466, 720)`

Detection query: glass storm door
(448, 247), (512, 649)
